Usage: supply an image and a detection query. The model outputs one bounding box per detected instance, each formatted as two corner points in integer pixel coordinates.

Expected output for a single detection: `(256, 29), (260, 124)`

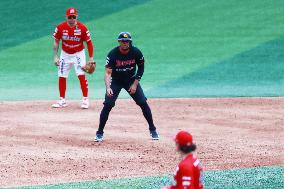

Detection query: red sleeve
(82, 25), (92, 42)
(87, 40), (94, 58)
(168, 165), (182, 189)
(193, 158), (204, 189)
(53, 25), (62, 40)
(82, 24), (93, 57)
(193, 166), (200, 189)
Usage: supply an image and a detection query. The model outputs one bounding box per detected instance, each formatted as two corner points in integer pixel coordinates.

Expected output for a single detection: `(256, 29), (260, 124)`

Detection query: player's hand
(106, 87), (113, 97)
(128, 83), (138, 95)
(54, 56), (60, 66)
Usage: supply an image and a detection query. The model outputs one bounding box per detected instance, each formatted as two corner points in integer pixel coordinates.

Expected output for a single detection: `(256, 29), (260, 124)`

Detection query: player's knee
(103, 102), (115, 109)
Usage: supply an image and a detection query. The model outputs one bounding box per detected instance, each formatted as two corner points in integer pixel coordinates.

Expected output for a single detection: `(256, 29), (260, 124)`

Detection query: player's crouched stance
(95, 32), (159, 142)
(52, 7), (95, 109)
(161, 131), (204, 189)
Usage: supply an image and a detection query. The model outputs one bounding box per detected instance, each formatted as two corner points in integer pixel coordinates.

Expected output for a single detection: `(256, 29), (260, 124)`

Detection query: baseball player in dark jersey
(95, 32), (159, 142)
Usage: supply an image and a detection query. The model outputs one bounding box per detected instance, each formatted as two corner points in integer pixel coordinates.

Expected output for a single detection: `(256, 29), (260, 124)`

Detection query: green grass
(6, 166), (284, 189)
(0, 0), (150, 51)
(148, 36), (284, 97)
(0, 0), (284, 100)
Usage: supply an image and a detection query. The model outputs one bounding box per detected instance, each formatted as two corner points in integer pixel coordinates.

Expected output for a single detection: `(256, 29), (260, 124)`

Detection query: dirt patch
(0, 98), (283, 187)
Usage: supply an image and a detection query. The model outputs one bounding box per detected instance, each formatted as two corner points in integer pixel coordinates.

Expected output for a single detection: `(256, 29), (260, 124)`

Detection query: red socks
(78, 75), (88, 97)
(58, 75), (88, 98)
(59, 77), (66, 98)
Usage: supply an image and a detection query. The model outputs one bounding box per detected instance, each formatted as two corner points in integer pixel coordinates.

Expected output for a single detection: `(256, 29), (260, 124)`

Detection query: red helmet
(175, 131), (193, 146)
(66, 7), (78, 16)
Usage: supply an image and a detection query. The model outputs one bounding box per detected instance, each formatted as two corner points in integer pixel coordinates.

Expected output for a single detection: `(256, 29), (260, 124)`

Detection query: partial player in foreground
(95, 32), (159, 141)
(52, 7), (95, 109)
(162, 131), (204, 189)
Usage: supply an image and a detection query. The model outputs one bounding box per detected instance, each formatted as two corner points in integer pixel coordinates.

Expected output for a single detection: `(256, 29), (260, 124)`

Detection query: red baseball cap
(66, 7), (78, 16)
(175, 131), (193, 146)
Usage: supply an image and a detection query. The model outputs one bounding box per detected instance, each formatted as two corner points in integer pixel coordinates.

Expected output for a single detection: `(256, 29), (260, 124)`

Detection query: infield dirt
(0, 98), (283, 187)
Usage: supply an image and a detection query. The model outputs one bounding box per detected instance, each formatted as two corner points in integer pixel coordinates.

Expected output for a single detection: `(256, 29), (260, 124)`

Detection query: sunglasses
(120, 40), (130, 43)
(68, 15), (77, 19)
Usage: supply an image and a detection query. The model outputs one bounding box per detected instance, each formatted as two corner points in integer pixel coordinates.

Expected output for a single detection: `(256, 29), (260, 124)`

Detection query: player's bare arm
(53, 39), (60, 66)
(105, 68), (113, 97)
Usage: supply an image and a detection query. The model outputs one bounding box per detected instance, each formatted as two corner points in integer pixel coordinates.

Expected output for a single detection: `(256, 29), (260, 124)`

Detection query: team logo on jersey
(62, 35), (81, 41)
(116, 59), (135, 67)
(74, 29), (81, 35)
(115, 67), (134, 72)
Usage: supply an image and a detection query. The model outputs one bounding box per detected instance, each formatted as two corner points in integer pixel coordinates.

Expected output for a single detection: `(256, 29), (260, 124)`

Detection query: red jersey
(53, 21), (91, 54)
(170, 154), (204, 189)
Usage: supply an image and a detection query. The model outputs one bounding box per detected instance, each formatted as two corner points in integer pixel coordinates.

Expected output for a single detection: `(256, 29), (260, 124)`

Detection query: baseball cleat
(52, 98), (67, 108)
(81, 97), (89, 109)
(95, 133), (104, 142)
(150, 130), (160, 140)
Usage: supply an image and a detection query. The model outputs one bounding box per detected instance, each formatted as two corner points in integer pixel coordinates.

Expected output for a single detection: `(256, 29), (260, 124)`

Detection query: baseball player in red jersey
(162, 131), (204, 189)
(52, 7), (94, 109)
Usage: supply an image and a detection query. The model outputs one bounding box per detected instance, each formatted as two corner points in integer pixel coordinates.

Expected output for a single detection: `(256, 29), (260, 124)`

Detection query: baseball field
(0, 0), (283, 188)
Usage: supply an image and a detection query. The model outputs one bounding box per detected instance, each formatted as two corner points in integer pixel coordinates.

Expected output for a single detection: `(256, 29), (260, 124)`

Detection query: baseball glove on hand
(82, 61), (96, 74)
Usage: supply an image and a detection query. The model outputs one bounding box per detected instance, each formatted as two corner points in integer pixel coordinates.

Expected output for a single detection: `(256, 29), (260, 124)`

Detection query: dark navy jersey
(105, 46), (145, 82)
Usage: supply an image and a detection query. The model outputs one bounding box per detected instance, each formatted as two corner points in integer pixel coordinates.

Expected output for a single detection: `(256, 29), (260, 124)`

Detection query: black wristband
(135, 75), (142, 81)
